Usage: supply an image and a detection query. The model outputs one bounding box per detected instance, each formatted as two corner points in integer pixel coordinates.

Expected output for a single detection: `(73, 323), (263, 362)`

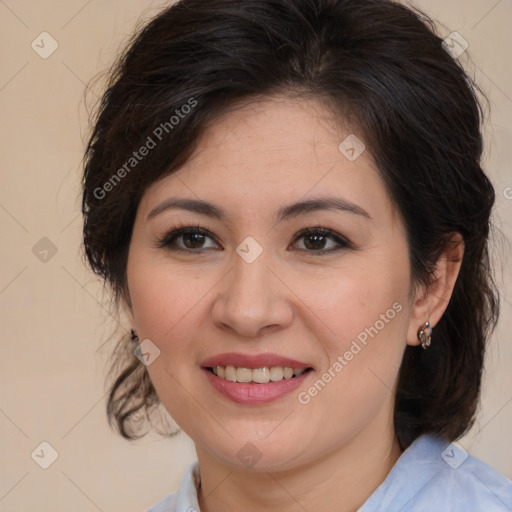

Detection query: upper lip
(201, 352), (313, 370)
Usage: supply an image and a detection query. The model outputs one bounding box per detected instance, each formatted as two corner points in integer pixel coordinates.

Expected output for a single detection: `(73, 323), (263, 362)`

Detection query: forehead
(142, 95), (396, 224)
(189, 95), (354, 170)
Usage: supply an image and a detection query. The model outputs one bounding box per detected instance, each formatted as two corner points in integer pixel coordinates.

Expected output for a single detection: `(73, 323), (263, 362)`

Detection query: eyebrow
(146, 196), (372, 222)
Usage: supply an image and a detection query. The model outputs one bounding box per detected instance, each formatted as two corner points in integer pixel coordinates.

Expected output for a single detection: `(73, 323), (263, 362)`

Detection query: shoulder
(145, 461), (200, 512)
(360, 434), (512, 512)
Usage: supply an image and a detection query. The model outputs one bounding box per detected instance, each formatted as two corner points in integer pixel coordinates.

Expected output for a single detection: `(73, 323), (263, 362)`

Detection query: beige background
(0, 1), (511, 510)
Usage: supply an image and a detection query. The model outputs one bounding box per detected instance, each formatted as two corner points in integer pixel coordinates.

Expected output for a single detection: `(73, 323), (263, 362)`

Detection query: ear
(121, 287), (137, 331)
(406, 233), (464, 347)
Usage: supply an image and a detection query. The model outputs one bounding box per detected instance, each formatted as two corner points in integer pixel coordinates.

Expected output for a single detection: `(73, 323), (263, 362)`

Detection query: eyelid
(158, 223), (221, 250)
(290, 226), (352, 253)
(158, 223), (351, 254)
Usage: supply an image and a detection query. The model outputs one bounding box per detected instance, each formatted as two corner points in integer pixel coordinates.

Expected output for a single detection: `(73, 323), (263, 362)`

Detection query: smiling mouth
(206, 365), (313, 384)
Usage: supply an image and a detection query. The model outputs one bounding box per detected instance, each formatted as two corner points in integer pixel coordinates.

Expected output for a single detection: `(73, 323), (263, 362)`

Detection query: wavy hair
(82, 0), (500, 446)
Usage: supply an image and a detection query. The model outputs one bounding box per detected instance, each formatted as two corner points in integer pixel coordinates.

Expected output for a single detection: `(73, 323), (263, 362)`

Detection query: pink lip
(202, 367), (312, 404)
(201, 352), (312, 370)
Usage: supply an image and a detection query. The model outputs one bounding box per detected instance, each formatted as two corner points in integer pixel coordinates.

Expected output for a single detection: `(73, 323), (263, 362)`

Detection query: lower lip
(202, 368), (312, 404)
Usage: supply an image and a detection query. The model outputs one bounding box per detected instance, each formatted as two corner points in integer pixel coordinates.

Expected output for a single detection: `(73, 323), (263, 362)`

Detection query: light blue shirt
(147, 434), (512, 511)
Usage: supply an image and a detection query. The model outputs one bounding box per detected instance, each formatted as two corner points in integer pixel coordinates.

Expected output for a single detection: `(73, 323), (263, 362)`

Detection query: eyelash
(157, 222), (351, 255)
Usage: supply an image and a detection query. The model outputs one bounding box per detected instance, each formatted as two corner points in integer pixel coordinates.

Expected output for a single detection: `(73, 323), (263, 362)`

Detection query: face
(125, 95), (417, 472)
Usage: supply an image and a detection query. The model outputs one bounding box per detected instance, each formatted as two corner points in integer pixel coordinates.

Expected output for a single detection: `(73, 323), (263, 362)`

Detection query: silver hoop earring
(417, 321), (432, 349)
(130, 328), (139, 343)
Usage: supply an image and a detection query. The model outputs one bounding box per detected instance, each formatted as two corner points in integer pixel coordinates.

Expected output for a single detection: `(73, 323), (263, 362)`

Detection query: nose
(211, 249), (293, 338)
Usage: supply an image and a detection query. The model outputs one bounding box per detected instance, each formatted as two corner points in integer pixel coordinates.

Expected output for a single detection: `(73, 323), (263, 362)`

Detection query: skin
(125, 95), (464, 512)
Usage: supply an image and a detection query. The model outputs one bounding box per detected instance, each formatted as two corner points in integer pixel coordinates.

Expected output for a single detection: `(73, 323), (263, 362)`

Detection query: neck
(196, 422), (402, 512)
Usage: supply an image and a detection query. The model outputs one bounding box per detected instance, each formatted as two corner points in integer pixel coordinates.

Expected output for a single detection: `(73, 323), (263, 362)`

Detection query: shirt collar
(174, 459), (201, 511)
(358, 434), (450, 511)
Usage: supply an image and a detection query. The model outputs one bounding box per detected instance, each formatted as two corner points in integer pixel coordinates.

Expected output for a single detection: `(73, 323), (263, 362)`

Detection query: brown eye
(291, 227), (350, 254)
(303, 233), (329, 250)
(159, 227), (220, 251)
(182, 232), (207, 249)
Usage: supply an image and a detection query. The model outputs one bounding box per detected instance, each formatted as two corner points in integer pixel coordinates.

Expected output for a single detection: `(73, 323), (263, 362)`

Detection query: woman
(81, 0), (512, 510)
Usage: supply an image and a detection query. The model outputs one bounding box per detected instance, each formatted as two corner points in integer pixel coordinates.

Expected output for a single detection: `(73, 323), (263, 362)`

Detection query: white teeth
(270, 366), (284, 381)
(283, 367), (294, 379)
(210, 365), (308, 383)
(236, 367), (252, 383)
(252, 367), (270, 383)
(225, 365), (237, 382)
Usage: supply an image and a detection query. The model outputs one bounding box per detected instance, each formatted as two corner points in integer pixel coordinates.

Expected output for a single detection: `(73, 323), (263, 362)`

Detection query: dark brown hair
(82, 0), (500, 447)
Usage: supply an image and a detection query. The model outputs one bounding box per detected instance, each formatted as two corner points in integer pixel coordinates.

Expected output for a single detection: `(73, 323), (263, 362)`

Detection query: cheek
(291, 253), (410, 398)
(126, 260), (211, 425)
(127, 255), (208, 348)
(294, 277), (408, 440)
(290, 257), (408, 346)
